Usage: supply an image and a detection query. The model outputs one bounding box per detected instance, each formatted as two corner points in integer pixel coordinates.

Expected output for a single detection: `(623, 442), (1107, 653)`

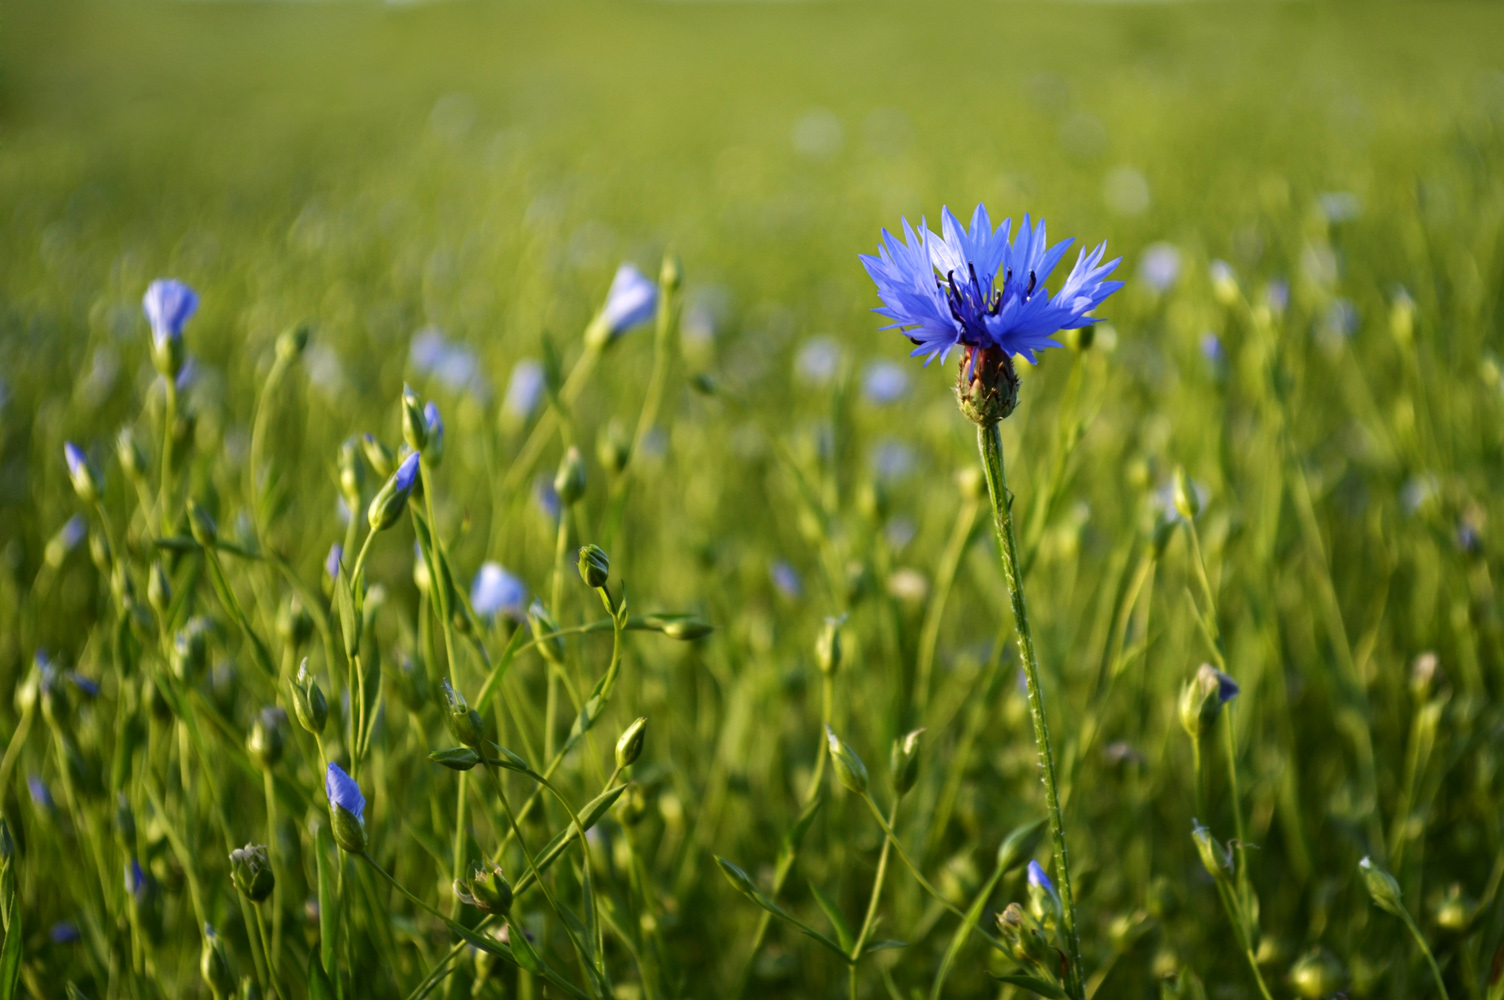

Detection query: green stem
(1401, 909), (1452, 1000)
(160, 379), (178, 535)
(850, 797), (900, 998)
(976, 421), (1084, 1000)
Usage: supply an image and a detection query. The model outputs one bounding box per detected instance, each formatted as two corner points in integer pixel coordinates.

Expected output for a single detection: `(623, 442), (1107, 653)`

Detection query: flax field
(4, 2), (1504, 998)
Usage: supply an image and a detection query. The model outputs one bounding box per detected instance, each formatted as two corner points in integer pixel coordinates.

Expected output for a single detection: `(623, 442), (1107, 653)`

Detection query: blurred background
(4, 1), (1504, 998)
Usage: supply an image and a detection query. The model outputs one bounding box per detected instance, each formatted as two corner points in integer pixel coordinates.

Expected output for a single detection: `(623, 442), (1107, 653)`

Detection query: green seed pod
(825, 725), (868, 795)
(889, 728), (923, 797)
(453, 860), (512, 915)
(148, 563), (172, 618)
(577, 544), (609, 589)
(1359, 856), (1405, 916)
(816, 616), (844, 677)
(996, 817), (1048, 875)
(615, 717), (647, 769)
(228, 844), (275, 904)
(1172, 466), (1200, 521)
(554, 445), (587, 506)
(200, 925), (236, 1000)
(292, 660), (328, 736)
(401, 385), (427, 453)
(187, 500), (218, 549)
(360, 434), (395, 479)
(429, 747), (480, 771)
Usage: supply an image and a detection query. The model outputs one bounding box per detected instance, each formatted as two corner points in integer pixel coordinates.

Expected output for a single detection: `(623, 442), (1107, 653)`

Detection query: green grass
(4, 1), (1504, 997)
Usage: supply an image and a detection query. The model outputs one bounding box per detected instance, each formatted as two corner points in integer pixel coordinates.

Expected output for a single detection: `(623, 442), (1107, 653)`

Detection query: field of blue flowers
(4, 1), (1504, 998)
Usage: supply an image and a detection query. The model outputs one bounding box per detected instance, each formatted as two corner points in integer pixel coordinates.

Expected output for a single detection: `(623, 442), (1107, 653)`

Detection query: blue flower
(795, 337), (842, 385)
(142, 279), (198, 350)
(49, 921), (80, 944)
(1202, 665), (1239, 704)
(28, 774), (52, 811)
(325, 762), (365, 821)
(59, 514), (87, 551)
(325, 542), (343, 581)
(770, 561), (803, 598)
(862, 361), (910, 405)
(67, 671), (99, 699)
(1139, 242), (1181, 293)
(1200, 333), (1225, 365)
(862, 206), (1122, 366)
(471, 562), (528, 621)
(393, 451), (421, 494)
(504, 360), (546, 420)
(534, 476), (562, 523)
(125, 858), (148, 901)
(1027, 859), (1054, 894)
(424, 401), (444, 447)
(601, 264), (658, 336)
(63, 442), (87, 481)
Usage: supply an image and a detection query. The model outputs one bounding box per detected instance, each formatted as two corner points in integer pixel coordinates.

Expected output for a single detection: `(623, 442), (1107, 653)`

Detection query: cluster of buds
(996, 903), (1061, 984)
(229, 844), (274, 904)
(454, 860), (513, 915)
(291, 659), (328, 736)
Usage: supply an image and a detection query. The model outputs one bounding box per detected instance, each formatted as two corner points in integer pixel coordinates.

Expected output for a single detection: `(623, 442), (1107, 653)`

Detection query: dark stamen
(1025, 271), (1037, 298)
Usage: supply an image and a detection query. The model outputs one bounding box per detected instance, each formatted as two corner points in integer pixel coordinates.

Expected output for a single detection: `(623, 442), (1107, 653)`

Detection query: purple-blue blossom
(64, 442), (87, 481)
(326, 762), (365, 821)
(770, 561), (803, 598)
(471, 562), (528, 621)
(1027, 859), (1054, 894)
(325, 543), (343, 581)
(861, 205), (1122, 366)
(601, 264), (658, 335)
(504, 360), (546, 420)
(142, 279), (198, 349)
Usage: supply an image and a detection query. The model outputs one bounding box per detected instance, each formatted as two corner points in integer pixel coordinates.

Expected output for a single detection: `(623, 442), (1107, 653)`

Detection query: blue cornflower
(600, 264), (658, 337)
(471, 562), (528, 621)
(861, 205), (1122, 368)
(325, 542), (343, 581)
(862, 361), (910, 405)
(1026, 859), (1054, 894)
(142, 279), (198, 350)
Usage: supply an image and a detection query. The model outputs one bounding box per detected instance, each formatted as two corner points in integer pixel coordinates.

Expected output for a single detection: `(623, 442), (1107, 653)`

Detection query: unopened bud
(248, 707), (286, 770)
(401, 385), (428, 453)
(890, 728), (923, 796)
(597, 419), (632, 476)
(825, 725), (868, 795)
(554, 446), (586, 506)
(361, 434), (395, 479)
(292, 659), (328, 736)
(117, 429), (148, 485)
(1179, 664), (1239, 738)
(338, 438), (364, 506)
(64, 443), (102, 505)
(816, 616), (844, 676)
(577, 544), (609, 589)
(201, 925), (236, 999)
(429, 747), (481, 771)
(616, 717), (647, 769)
(1359, 856), (1405, 916)
(1191, 822), (1232, 881)
(229, 844), (275, 903)
(1172, 467), (1200, 521)
(275, 595), (314, 649)
(368, 452), (420, 531)
(441, 678), (484, 750)
(526, 601), (566, 665)
(275, 324), (309, 361)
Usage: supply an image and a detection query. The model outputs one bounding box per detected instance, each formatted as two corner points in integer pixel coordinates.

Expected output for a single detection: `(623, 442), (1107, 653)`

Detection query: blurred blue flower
(533, 476), (562, 522)
(64, 442), (87, 481)
(49, 921), (80, 944)
(1318, 191), (1361, 224)
(1200, 333), (1225, 365)
(602, 263), (658, 336)
(67, 671), (99, 698)
(325, 542), (343, 581)
(1324, 298), (1359, 338)
(28, 773), (52, 811)
(861, 205), (1122, 365)
(125, 858), (148, 901)
(142, 279), (198, 350)
(884, 516), (917, 550)
(1265, 279), (1290, 315)
(504, 360), (546, 420)
(424, 401), (444, 449)
(1138, 242), (1181, 293)
(59, 514), (87, 551)
(770, 561), (803, 598)
(1204, 665), (1240, 703)
(393, 451), (421, 494)
(795, 337), (842, 385)
(471, 563), (528, 621)
(872, 438), (915, 481)
(174, 356), (199, 392)
(862, 361), (910, 405)
(325, 762), (365, 820)
(1027, 859), (1054, 894)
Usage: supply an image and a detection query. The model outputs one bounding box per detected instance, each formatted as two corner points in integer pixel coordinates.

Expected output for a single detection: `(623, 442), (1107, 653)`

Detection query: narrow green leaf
(992, 974), (1068, 999)
(715, 858), (849, 961)
(808, 882), (855, 953)
(336, 569), (360, 659)
(0, 896), (21, 1000)
(930, 867), (1002, 1000)
(316, 825), (339, 998)
(307, 949), (337, 1000)
(860, 939), (908, 956)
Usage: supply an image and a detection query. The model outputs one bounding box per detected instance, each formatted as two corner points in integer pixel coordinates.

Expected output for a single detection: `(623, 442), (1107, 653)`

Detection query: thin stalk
(263, 769), (284, 974)
(1399, 908), (1452, 1000)
(850, 797), (901, 999)
(159, 380), (178, 535)
(977, 421), (1084, 1000)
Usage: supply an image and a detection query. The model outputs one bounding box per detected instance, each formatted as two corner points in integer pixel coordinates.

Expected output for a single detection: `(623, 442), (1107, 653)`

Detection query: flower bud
(1390, 289), (1415, 348)
(577, 544), (609, 589)
(554, 446), (586, 506)
(617, 783), (649, 826)
(597, 419), (632, 476)
(816, 616), (844, 676)
(825, 725), (868, 795)
(454, 861), (512, 915)
(1172, 466), (1200, 521)
(615, 717), (647, 769)
(173, 623), (209, 681)
(361, 434), (395, 479)
(201, 924), (236, 1000)
(275, 595), (314, 649)
(367, 452), (420, 532)
(1191, 822), (1232, 881)
(326, 763), (367, 854)
(401, 385), (428, 453)
(64, 443), (102, 505)
(148, 563), (172, 618)
(1359, 856), (1405, 916)
(1179, 664), (1239, 738)
(441, 678), (484, 749)
(247, 707), (286, 770)
(292, 659), (328, 736)
(338, 438), (364, 507)
(429, 747), (481, 771)
(996, 817), (1048, 874)
(996, 903), (1054, 972)
(1209, 260), (1239, 306)
(187, 500), (218, 549)
(1026, 860), (1064, 931)
(890, 728), (923, 796)
(526, 601), (565, 666)
(229, 844), (275, 904)
(117, 429), (148, 485)
(1434, 882), (1474, 933)
(275, 323), (309, 362)
(423, 402), (444, 468)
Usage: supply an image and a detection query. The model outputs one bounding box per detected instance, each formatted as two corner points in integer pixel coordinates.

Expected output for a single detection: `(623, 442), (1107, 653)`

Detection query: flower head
(325, 762), (367, 852)
(862, 205), (1122, 367)
(600, 263), (658, 336)
(143, 279), (198, 350)
(471, 562), (528, 621)
(1026, 859), (1054, 894)
(504, 359), (546, 420)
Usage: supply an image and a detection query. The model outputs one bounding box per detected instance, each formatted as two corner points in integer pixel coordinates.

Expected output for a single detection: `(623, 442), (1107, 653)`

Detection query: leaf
(715, 858), (849, 961)
(808, 882), (855, 953)
(930, 867), (1002, 1000)
(992, 974), (1068, 999)
(336, 567), (360, 659)
(307, 949), (337, 1000)
(512, 784), (627, 897)
(860, 939), (908, 956)
(315, 825), (338, 994)
(0, 895), (21, 1000)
